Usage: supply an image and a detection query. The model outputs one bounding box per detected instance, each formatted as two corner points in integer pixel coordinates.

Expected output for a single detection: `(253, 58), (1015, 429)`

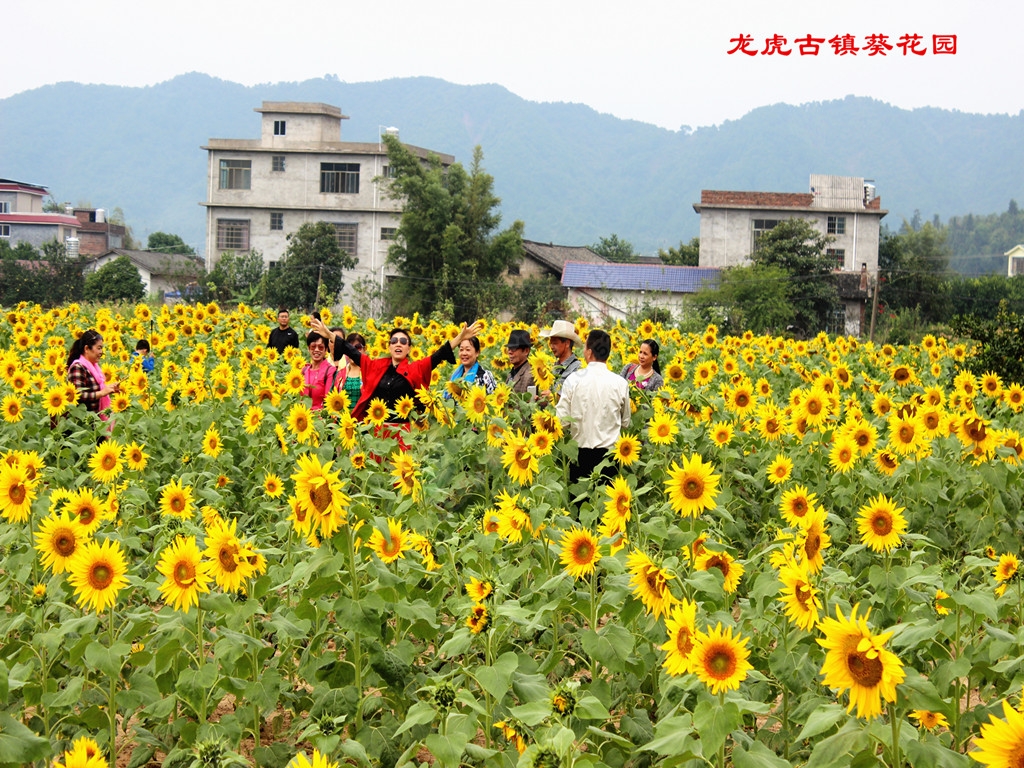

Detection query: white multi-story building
(202, 101), (453, 304)
(693, 174), (888, 274)
(0, 178), (79, 251)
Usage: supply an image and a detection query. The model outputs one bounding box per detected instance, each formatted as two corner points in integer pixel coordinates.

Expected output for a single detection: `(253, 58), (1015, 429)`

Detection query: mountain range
(1, 72), (1022, 257)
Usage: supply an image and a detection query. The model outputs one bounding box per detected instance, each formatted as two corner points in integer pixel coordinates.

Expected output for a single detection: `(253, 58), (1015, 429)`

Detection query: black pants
(569, 446), (615, 488)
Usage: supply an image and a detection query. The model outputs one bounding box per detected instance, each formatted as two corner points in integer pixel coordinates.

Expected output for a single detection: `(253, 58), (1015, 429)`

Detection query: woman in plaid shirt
(66, 329), (121, 416)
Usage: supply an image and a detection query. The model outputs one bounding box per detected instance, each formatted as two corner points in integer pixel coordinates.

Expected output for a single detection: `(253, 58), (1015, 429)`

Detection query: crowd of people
(66, 308), (660, 486)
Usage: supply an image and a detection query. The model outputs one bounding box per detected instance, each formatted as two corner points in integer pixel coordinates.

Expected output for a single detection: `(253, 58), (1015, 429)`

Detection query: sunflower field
(2, 301), (1024, 768)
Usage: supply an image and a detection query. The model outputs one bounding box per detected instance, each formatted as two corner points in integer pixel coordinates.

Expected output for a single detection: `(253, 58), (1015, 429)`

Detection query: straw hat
(539, 320), (583, 346)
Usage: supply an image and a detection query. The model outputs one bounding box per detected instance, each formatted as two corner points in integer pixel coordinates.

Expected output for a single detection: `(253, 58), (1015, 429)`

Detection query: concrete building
(202, 101), (454, 305)
(0, 178), (79, 251)
(693, 175), (887, 274)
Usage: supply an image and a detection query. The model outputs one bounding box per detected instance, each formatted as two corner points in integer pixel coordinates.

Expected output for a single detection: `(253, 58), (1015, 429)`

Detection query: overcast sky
(6, 0), (1020, 130)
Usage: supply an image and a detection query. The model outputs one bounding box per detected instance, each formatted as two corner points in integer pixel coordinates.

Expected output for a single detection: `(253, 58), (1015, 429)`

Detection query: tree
(658, 237), (700, 266)
(878, 224), (950, 322)
(382, 135), (524, 322)
(107, 207), (138, 249)
(0, 240), (84, 306)
(265, 222), (355, 310)
(692, 264), (794, 335)
(206, 250), (266, 303)
(513, 275), (567, 325)
(83, 255), (145, 302)
(591, 234), (637, 263)
(148, 232), (196, 255)
(752, 219), (839, 336)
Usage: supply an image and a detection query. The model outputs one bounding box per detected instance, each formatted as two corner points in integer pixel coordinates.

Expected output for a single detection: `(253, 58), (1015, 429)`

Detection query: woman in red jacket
(310, 317), (482, 422)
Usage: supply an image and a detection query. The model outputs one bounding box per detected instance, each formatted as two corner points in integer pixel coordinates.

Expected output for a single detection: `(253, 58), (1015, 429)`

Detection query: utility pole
(315, 263), (323, 308)
(868, 274), (879, 342)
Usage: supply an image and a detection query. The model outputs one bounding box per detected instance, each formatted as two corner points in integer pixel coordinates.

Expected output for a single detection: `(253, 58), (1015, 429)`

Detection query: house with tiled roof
(84, 249), (202, 299)
(515, 240), (606, 280)
(561, 261), (721, 321)
(1006, 244), (1024, 277)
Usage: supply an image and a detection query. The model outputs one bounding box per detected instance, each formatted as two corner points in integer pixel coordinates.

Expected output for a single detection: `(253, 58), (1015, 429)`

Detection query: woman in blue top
(445, 337), (497, 398)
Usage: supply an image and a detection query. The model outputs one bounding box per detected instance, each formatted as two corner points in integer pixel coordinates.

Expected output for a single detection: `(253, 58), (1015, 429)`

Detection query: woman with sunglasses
(302, 330), (340, 411)
(311, 317), (483, 422)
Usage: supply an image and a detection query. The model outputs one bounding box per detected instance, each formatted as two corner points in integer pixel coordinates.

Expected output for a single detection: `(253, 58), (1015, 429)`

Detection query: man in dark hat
(505, 329), (535, 394)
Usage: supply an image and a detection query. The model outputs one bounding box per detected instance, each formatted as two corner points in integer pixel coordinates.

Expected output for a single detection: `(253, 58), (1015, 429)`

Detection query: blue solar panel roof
(561, 262), (721, 293)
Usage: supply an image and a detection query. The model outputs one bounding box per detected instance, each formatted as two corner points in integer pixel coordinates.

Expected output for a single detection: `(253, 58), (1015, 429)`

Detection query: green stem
(718, 690), (726, 768)
(197, 603), (207, 723)
(345, 527), (364, 732)
(589, 567), (599, 683)
(108, 604), (117, 764)
(888, 702), (902, 768)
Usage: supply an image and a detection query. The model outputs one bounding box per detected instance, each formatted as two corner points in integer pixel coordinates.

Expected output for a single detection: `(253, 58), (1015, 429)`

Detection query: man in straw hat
(504, 329), (535, 394)
(538, 319), (582, 403)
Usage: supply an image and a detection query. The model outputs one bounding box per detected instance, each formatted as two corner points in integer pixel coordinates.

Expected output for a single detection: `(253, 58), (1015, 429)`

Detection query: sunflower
(368, 518), (412, 564)
(972, 698), (1024, 767)
(34, 511), (88, 574)
(886, 414), (923, 456)
(626, 549), (676, 619)
(89, 441), (124, 484)
(817, 603), (905, 719)
(766, 454), (793, 485)
(323, 390), (349, 416)
(202, 423), (223, 458)
(828, 436), (858, 473)
(1, 394), (23, 423)
(798, 506), (831, 573)
(264, 472), (284, 498)
(288, 402), (317, 444)
(857, 494), (907, 553)
(779, 484), (818, 528)
(603, 475), (632, 525)
(366, 398), (390, 426)
(0, 463), (36, 523)
(465, 576), (493, 602)
(664, 453), (721, 518)
(43, 385), (70, 417)
(243, 405), (265, 434)
(338, 413), (359, 450)
(125, 442), (149, 471)
(466, 603), (490, 634)
(203, 517), (258, 593)
(532, 410), (564, 440)
(390, 452), (421, 500)
(777, 560), (822, 630)
(463, 385), (489, 424)
(529, 429), (555, 457)
(64, 487), (106, 532)
(286, 749), (339, 768)
(710, 421), (734, 447)
(156, 535), (212, 612)
(559, 526), (601, 580)
(159, 478), (195, 519)
(15, 450), (44, 482)
(647, 411), (679, 445)
(660, 599), (699, 676)
(755, 404), (786, 442)
(291, 453), (350, 538)
(910, 710), (949, 731)
(694, 549), (744, 593)
(501, 429), (539, 485)
(612, 433), (641, 466)
(67, 538), (129, 613)
(689, 623), (753, 695)
(874, 448), (900, 476)
(284, 367), (304, 394)
(994, 553), (1019, 584)
(1004, 383), (1024, 413)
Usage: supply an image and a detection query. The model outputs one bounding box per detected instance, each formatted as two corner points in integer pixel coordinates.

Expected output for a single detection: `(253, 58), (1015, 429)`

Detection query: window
(268, 260), (280, 271)
(272, 155), (286, 172)
(1011, 257), (1024, 276)
(270, 212), (284, 231)
(320, 163), (360, 194)
(0, 201), (9, 214)
(382, 164), (398, 179)
(827, 215), (846, 235)
(0, 225), (10, 238)
(751, 219), (780, 253)
(274, 120), (286, 136)
(219, 159), (251, 190)
(332, 223), (358, 255)
(216, 219), (250, 251)
(827, 248), (846, 269)
(380, 227), (397, 241)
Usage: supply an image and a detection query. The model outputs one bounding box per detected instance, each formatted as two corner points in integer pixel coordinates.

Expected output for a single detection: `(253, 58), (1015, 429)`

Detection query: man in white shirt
(556, 329), (632, 488)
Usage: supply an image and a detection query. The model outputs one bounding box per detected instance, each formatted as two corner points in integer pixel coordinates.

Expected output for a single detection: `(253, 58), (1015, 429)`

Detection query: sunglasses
(308, 342), (326, 350)
(390, 337), (410, 346)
